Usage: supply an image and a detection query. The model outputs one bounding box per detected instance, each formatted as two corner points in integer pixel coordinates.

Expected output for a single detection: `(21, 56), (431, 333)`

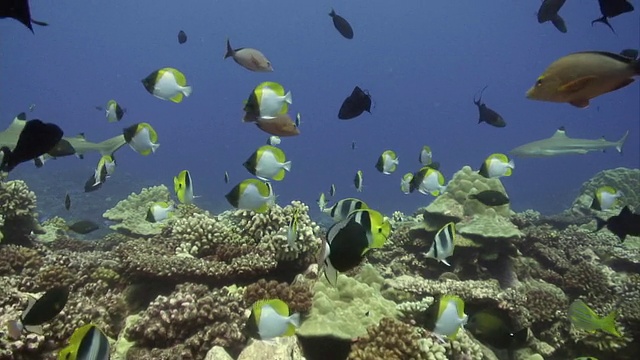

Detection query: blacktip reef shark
(510, 126), (629, 157)
(0, 113), (127, 161)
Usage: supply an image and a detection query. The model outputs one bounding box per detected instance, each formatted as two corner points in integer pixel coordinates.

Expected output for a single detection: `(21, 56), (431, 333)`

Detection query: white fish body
(287, 214), (299, 251)
(433, 299), (468, 339)
(487, 158), (515, 178)
(317, 193), (328, 212)
(238, 182), (275, 211)
(419, 171), (447, 196)
(129, 127), (160, 154)
(257, 305), (301, 340)
(259, 87), (292, 119)
(255, 151), (291, 180)
(381, 153), (399, 174)
(426, 223), (455, 266)
(149, 203), (174, 222)
(105, 102), (118, 122)
(598, 190), (623, 210)
(153, 71), (192, 101)
(400, 173), (413, 194)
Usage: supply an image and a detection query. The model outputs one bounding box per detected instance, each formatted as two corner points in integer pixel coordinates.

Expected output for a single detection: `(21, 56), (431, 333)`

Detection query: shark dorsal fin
(551, 127), (568, 138)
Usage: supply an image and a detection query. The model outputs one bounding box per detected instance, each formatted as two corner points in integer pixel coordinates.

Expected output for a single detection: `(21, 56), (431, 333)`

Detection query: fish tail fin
(616, 131), (629, 153)
(224, 38), (234, 59)
(282, 161), (292, 172)
(284, 91), (293, 104)
(181, 86), (193, 97)
(289, 312), (301, 328)
(600, 311), (622, 337)
(329, 9), (336, 17)
(595, 217), (607, 232)
(23, 324), (43, 335)
(151, 143), (160, 153)
(97, 135), (127, 156)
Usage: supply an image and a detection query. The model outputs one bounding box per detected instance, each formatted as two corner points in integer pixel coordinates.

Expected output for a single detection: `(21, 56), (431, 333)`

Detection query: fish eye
(536, 78), (543, 86)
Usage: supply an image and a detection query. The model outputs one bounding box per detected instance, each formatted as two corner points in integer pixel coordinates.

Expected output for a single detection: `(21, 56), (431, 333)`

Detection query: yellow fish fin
(170, 93), (184, 103)
(167, 68), (187, 86)
(273, 169), (286, 181)
(600, 311), (622, 337)
(260, 81), (285, 96)
(254, 299), (289, 317)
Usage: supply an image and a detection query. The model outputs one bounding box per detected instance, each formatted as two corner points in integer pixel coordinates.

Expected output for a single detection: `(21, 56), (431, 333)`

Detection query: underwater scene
(1, 0), (639, 359)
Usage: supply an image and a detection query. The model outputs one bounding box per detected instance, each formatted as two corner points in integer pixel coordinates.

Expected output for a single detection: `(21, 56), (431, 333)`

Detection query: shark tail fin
(98, 135), (127, 156)
(615, 131), (629, 154)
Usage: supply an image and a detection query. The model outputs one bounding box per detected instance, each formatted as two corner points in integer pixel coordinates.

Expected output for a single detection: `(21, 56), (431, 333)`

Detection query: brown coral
(348, 318), (436, 360)
(243, 279), (313, 314)
(126, 283), (246, 358)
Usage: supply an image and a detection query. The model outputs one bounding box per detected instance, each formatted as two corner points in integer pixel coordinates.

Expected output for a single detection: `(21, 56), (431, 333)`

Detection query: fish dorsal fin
(255, 299), (289, 317)
(22, 296), (38, 319)
(551, 127), (568, 138)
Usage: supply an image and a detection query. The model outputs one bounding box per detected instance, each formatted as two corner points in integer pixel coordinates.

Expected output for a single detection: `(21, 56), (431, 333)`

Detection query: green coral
(36, 216), (67, 243)
(422, 166), (521, 241)
(568, 167), (640, 217)
(91, 266), (121, 284)
(297, 264), (398, 339)
(103, 185), (172, 237)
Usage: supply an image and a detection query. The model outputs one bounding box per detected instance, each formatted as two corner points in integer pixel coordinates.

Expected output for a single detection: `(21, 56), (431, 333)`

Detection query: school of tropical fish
(0, 0), (638, 359)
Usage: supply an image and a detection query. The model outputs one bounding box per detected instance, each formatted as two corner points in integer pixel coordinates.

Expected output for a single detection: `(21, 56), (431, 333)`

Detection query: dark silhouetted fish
(595, 206), (640, 242)
(469, 190), (510, 206)
(67, 220), (100, 234)
(0, 114), (63, 172)
(64, 193), (71, 211)
(0, 0), (48, 32)
(474, 86), (506, 128)
(466, 307), (528, 351)
(329, 8), (353, 39)
(178, 30), (187, 44)
(84, 173), (103, 193)
(47, 139), (76, 157)
(6, 286), (69, 339)
(537, 0), (568, 33)
(338, 86), (372, 120)
(592, 0), (634, 34)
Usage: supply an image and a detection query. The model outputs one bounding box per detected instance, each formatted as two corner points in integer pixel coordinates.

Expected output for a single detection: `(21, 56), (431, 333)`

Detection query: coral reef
(0, 177), (41, 246)
(568, 167), (640, 217)
(2, 166), (640, 360)
(102, 185), (172, 237)
(297, 265), (398, 340)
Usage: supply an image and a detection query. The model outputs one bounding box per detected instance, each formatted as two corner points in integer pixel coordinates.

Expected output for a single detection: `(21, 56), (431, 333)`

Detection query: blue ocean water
(1, 0), (638, 221)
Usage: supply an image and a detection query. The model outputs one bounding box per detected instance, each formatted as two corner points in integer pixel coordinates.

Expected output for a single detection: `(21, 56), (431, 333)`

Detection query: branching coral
(348, 318), (444, 360)
(243, 279), (313, 314)
(0, 179), (40, 246)
(126, 283), (246, 358)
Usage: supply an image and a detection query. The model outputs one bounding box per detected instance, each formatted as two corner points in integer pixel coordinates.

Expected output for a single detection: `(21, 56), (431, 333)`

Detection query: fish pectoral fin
(559, 76), (597, 93)
(569, 99), (590, 108)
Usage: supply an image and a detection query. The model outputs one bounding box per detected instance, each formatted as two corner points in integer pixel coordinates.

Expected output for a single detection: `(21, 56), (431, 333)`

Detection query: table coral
(102, 185), (171, 237)
(297, 265), (398, 340)
(568, 167), (640, 217)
